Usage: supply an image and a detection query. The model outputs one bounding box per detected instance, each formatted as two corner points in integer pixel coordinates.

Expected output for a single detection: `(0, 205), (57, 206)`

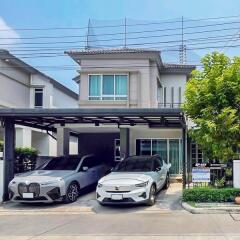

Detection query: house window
(114, 139), (121, 161)
(178, 87), (182, 107)
(136, 138), (182, 175)
(171, 87), (174, 108)
(34, 88), (43, 108)
(88, 74), (128, 100)
(163, 87), (167, 107)
(191, 142), (203, 165)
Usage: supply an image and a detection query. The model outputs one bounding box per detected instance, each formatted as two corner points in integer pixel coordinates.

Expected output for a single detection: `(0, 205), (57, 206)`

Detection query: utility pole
(85, 18), (91, 49)
(179, 16), (186, 64)
(124, 18), (127, 48)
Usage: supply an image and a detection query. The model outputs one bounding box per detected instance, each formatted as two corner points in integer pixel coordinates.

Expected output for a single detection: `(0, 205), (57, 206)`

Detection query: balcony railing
(158, 103), (182, 108)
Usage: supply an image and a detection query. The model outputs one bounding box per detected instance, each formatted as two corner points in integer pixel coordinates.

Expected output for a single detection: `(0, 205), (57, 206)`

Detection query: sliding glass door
(169, 140), (180, 174)
(152, 140), (167, 163)
(136, 138), (182, 175)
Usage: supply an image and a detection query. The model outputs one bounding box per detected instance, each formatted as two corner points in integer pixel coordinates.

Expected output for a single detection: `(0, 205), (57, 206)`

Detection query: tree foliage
(183, 52), (240, 161)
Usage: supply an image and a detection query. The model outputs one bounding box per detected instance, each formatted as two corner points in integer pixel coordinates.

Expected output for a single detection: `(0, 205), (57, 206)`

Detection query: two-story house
(66, 48), (195, 176)
(0, 49), (79, 156)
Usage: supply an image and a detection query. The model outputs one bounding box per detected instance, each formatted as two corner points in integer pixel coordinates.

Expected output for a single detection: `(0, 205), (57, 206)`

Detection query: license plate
(111, 194), (123, 200)
(22, 193), (34, 198)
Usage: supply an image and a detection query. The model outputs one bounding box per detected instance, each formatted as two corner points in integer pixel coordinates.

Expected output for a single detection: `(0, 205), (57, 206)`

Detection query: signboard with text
(192, 167), (210, 183)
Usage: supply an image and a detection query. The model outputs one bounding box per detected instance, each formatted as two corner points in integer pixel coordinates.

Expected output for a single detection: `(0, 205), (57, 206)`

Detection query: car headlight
(135, 181), (149, 187)
(97, 183), (103, 188)
(41, 179), (63, 186)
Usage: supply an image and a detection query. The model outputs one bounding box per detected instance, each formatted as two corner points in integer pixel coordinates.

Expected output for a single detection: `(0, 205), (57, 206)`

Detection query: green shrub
(183, 188), (240, 202)
(0, 140), (3, 152)
(15, 147), (38, 173)
(15, 147), (38, 156)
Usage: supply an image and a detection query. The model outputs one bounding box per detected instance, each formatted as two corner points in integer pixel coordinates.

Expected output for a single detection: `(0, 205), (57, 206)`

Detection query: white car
(96, 155), (171, 206)
(9, 154), (109, 203)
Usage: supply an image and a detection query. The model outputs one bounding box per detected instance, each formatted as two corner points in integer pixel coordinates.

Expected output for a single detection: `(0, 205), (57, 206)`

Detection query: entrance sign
(192, 167), (210, 183)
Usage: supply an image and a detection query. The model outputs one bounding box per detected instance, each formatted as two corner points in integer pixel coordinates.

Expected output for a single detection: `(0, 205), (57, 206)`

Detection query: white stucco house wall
(0, 49), (79, 156)
(66, 48), (195, 176)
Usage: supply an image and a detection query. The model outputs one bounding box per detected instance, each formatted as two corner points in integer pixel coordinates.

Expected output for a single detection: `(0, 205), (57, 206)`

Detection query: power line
(3, 33), (239, 52)
(0, 43), (239, 59)
(0, 14), (240, 31)
(5, 35), (240, 54)
(2, 34), (240, 56)
(1, 20), (240, 40)
(1, 25), (240, 47)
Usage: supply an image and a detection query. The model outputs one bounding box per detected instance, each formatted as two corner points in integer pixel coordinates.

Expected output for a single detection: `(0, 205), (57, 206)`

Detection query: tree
(183, 52), (240, 161)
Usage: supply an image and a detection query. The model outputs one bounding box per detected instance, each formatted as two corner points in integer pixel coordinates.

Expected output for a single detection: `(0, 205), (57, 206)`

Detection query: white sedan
(96, 155), (171, 206)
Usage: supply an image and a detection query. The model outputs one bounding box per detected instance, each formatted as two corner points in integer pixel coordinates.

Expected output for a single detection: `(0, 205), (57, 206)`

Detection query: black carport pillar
(3, 118), (15, 201)
(182, 126), (186, 189)
(120, 128), (129, 158)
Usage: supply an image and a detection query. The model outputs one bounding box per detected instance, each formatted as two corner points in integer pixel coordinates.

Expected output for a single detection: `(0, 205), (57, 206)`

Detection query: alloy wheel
(67, 183), (79, 202)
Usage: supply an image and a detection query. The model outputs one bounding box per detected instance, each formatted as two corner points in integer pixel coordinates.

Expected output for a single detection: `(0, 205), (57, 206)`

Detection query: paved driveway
(0, 183), (183, 215)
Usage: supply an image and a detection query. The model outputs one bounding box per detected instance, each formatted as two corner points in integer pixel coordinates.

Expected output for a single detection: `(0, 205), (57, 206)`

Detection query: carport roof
(0, 108), (185, 131)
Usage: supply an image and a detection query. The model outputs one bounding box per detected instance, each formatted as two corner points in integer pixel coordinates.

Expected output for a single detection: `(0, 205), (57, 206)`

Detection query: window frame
(88, 73), (128, 101)
(34, 88), (43, 108)
(136, 138), (182, 175)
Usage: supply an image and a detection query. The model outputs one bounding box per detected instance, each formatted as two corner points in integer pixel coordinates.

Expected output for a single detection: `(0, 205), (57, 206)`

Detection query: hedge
(182, 188), (240, 202)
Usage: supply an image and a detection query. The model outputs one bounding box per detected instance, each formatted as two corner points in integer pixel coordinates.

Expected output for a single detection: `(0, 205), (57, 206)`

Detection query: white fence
(234, 160), (240, 188)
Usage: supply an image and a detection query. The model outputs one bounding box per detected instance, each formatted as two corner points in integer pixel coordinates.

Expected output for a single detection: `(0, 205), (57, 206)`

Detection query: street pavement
(0, 184), (240, 239)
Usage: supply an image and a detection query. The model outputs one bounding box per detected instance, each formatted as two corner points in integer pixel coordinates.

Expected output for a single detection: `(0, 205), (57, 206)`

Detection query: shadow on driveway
(0, 183), (183, 214)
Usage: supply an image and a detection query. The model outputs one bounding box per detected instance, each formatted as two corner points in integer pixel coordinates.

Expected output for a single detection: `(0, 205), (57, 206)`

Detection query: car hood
(13, 170), (75, 183)
(99, 172), (151, 185)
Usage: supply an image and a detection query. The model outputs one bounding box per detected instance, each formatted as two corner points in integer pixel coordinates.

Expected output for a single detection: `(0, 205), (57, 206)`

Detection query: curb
(182, 201), (240, 214)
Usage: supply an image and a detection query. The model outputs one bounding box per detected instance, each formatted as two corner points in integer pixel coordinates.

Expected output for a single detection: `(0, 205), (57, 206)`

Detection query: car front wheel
(147, 184), (156, 206)
(63, 182), (80, 203)
(163, 173), (170, 190)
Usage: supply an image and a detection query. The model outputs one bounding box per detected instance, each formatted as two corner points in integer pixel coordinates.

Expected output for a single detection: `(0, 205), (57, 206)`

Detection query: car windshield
(39, 156), (81, 171)
(113, 156), (153, 172)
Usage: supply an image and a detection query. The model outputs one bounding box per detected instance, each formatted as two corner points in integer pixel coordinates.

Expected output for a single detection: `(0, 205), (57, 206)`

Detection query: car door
(77, 156), (95, 188)
(87, 156), (100, 184)
(153, 157), (165, 190)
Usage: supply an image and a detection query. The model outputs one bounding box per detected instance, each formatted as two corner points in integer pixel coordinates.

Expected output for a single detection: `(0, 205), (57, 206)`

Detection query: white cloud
(0, 17), (20, 49)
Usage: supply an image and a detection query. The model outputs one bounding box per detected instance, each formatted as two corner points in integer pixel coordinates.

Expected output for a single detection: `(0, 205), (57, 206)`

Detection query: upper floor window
(34, 88), (43, 108)
(89, 74), (128, 100)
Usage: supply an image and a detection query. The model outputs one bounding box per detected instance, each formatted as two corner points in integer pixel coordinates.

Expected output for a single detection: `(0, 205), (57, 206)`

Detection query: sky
(1, 0), (240, 92)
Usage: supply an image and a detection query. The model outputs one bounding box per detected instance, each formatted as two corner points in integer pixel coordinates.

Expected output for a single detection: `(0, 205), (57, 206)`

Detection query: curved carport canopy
(0, 108), (186, 201)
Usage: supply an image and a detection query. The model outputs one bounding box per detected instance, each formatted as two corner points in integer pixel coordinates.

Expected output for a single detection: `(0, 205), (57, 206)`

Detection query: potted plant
(214, 177), (225, 188)
(235, 196), (240, 205)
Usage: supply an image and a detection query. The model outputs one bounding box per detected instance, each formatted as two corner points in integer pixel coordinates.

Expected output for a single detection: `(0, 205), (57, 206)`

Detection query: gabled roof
(161, 63), (196, 75)
(0, 49), (78, 100)
(65, 47), (163, 67)
(66, 47), (161, 55)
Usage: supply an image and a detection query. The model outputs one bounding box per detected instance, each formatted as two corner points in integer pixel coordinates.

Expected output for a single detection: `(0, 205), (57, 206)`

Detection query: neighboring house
(0, 49), (79, 156)
(66, 48), (195, 176)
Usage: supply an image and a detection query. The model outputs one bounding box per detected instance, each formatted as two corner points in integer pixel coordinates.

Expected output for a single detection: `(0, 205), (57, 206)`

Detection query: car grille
(18, 183), (40, 197)
(14, 196), (48, 201)
(102, 197), (135, 203)
(106, 191), (130, 193)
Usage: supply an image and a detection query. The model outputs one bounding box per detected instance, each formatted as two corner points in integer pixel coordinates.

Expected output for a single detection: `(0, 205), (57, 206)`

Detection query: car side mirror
(155, 167), (161, 172)
(82, 166), (89, 171)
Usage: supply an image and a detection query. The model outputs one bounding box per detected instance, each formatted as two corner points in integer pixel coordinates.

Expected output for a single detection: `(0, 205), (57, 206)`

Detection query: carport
(0, 108), (187, 201)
